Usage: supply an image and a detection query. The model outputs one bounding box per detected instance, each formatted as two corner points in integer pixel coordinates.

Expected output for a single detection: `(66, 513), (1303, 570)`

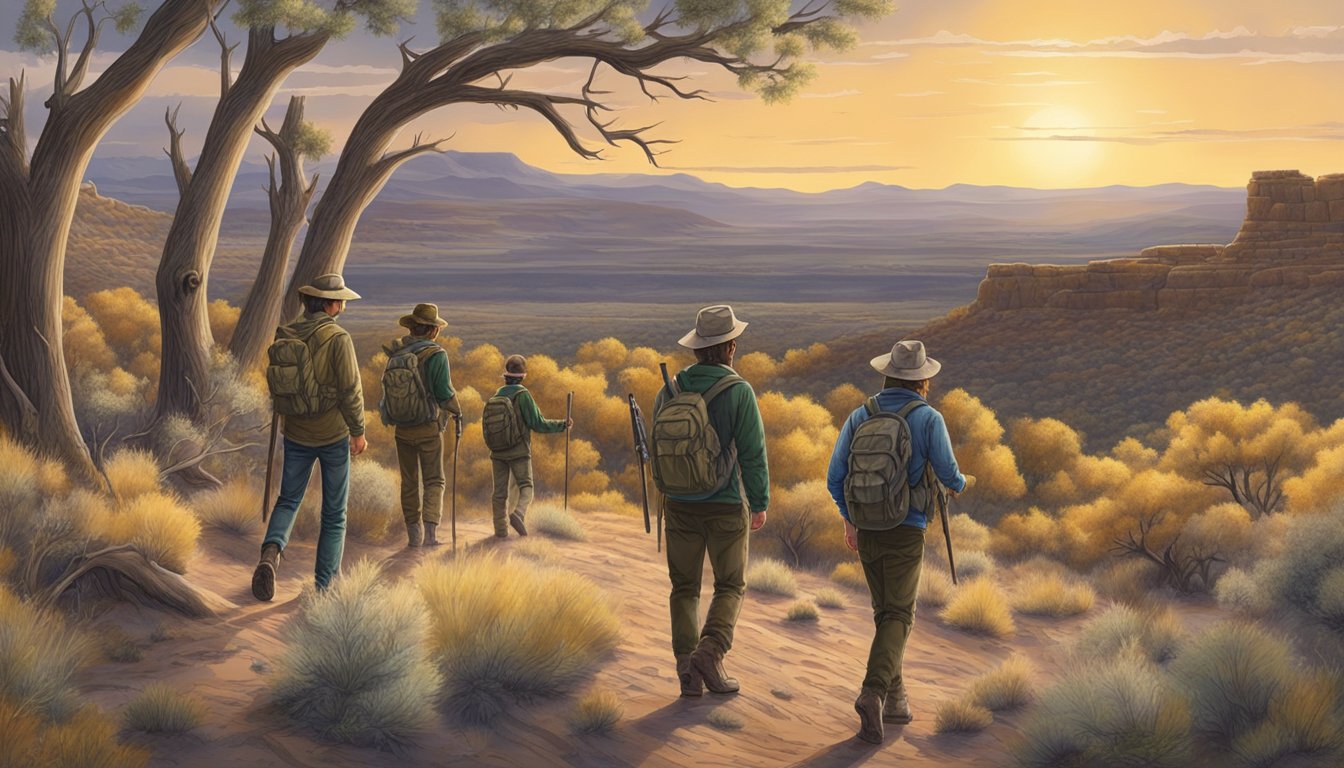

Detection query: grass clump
(529, 503), (589, 542)
(956, 550), (996, 579)
(103, 449), (162, 501)
(1168, 622), (1295, 748)
(345, 460), (397, 544)
(1093, 557), (1159, 606)
(99, 491), (200, 574)
(814, 588), (845, 609)
(191, 479), (260, 535)
(512, 538), (559, 563)
(102, 627), (143, 663)
(939, 578), (1015, 638)
(123, 683), (206, 733)
(0, 586), (91, 720)
(934, 698), (994, 734)
(1012, 572), (1095, 617)
(1073, 604), (1183, 664)
(707, 708), (744, 731)
(417, 553), (620, 725)
(568, 689), (622, 735)
(272, 560), (441, 750)
(746, 557), (798, 597)
(1234, 673), (1344, 766)
(785, 600), (819, 623)
(0, 701), (149, 767)
(918, 567), (955, 608)
(969, 655), (1035, 712)
(830, 561), (867, 591)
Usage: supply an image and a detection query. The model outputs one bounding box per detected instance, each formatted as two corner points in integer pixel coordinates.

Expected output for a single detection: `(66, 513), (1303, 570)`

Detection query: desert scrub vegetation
(0, 701), (149, 768)
(706, 708), (745, 731)
(969, 656), (1035, 712)
(529, 502), (589, 542)
(1073, 604), (1184, 664)
(272, 560), (441, 751)
(934, 698), (993, 734)
(1012, 569), (1095, 618)
(814, 587), (845, 609)
(760, 481), (847, 568)
(344, 461), (398, 544)
(122, 684), (206, 734)
(417, 553), (619, 725)
(746, 557), (798, 597)
(190, 479), (261, 535)
(952, 549), (996, 579)
(1219, 505), (1344, 637)
(830, 561), (867, 592)
(918, 567), (955, 608)
(568, 689), (622, 735)
(785, 600), (819, 623)
(939, 578), (1015, 638)
(99, 492), (201, 575)
(102, 449), (162, 501)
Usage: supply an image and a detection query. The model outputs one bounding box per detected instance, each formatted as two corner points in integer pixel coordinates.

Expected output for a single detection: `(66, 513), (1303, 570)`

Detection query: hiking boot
(251, 543), (281, 602)
(855, 687), (884, 744)
(424, 522), (440, 547)
(883, 682), (912, 724)
(406, 522), (423, 548)
(495, 529), (508, 539)
(509, 512), (528, 537)
(676, 653), (703, 698)
(690, 639), (739, 695)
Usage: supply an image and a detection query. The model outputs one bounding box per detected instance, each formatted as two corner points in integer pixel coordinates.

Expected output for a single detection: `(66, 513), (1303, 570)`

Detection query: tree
(0, 0), (218, 476)
(937, 388), (1027, 514)
(280, 0), (895, 319)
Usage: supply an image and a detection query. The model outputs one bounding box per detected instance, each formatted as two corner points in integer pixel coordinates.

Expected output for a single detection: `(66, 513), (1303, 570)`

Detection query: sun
(1015, 106), (1105, 187)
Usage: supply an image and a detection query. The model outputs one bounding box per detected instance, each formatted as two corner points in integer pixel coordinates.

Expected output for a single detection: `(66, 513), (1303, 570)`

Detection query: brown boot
(424, 522), (440, 547)
(251, 543), (281, 602)
(509, 512), (528, 537)
(690, 638), (739, 695)
(884, 682), (912, 724)
(676, 654), (703, 698)
(855, 687), (885, 744)
(406, 522), (423, 548)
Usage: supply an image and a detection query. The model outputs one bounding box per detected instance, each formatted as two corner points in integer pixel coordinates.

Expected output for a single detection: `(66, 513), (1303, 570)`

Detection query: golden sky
(5, 0), (1343, 191)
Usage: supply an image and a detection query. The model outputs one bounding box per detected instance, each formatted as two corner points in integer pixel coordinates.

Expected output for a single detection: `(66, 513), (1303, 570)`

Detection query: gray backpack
(379, 341), (441, 427)
(845, 398), (926, 531)
(651, 374), (745, 497)
(482, 391), (525, 453)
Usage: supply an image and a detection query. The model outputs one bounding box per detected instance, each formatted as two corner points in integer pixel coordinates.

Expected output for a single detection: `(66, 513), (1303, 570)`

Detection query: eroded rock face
(974, 171), (1344, 311)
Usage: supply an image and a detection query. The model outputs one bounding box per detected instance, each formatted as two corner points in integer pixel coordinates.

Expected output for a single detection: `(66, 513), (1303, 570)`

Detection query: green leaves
(15, 0), (57, 53)
(293, 120), (332, 161)
(111, 3), (144, 34)
(234, 0), (415, 38)
(432, 0), (648, 44)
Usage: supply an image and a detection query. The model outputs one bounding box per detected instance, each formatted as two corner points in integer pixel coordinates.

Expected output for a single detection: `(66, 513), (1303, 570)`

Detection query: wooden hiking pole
(452, 416), (462, 553)
(260, 413), (279, 523)
(564, 391), (573, 511)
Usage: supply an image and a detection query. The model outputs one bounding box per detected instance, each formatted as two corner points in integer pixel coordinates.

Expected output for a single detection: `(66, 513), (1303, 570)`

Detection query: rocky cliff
(975, 170), (1344, 311)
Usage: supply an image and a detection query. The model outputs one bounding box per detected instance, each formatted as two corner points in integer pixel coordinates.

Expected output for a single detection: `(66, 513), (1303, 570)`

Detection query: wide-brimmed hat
(399, 303), (448, 329)
(677, 305), (748, 350)
(297, 273), (361, 301)
(871, 339), (941, 380)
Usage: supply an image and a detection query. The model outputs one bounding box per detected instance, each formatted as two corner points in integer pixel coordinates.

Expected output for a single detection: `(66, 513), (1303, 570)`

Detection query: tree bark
(38, 545), (232, 618)
(228, 95), (319, 369)
(0, 0), (216, 476)
(155, 26), (327, 421)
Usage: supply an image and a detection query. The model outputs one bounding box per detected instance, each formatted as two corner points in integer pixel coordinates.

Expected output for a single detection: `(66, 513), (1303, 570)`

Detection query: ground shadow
(786, 737), (883, 768)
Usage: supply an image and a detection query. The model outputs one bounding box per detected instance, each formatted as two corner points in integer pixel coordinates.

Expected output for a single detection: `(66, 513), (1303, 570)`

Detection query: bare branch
(208, 9), (238, 98)
(64, 0), (106, 96)
(0, 347), (39, 443)
(163, 105), (192, 195)
(374, 132), (451, 176)
(0, 74), (29, 178)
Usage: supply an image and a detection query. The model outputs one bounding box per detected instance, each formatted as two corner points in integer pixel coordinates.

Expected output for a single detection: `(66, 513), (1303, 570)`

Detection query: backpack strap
(863, 396), (880, 417)
(896, 400), (927, 419)
(702, 374), (746, 405)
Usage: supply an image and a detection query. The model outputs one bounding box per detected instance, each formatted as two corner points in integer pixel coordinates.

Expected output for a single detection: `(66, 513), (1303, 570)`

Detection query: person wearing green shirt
(654, 305), (769, 699)
(488, 354), (572, 538)
(381, 304), (463, 547)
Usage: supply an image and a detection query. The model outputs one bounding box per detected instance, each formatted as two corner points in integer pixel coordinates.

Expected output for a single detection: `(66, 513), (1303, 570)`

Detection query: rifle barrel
(629, 394), (652, 534)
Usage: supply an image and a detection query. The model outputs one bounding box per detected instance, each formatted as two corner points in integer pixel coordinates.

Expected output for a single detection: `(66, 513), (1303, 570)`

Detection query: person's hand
(565, 418), (574, 430)
(844, 519), (858, 552)
(750, 510), (767, 531)
(350, 435), (367, 456)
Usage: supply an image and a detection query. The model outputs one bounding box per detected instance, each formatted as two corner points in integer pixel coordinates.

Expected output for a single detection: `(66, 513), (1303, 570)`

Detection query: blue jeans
(263, 437), (350, 590)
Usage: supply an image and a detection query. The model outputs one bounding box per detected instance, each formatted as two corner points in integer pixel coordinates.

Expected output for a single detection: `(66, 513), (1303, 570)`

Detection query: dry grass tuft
(969, 656), (1035, 712)
(934, 698), (994, 734)
(346, 460), (397, 543)
(568, 689), (623, 735)
(511, 538), (559, 563)
(101, 626), (143, 663)
(746, 557), (798, 597)
(191, 479), (261, 535)
(0, 586), (92, 721)
(1093, 557), (1159, 606)
(814, 587), (845, 609)
(707, 708), (745, 731)
(100, 491), (201, 574)
(0, 701), (149, 767)
(830, 561), (867, 592)
(939, 578), (1015, 638)
(1169, 622), (1297, 748)
(103, 449), (162, 501)
(123, 683), (206, 733)
(785, 600), (819, 623)
(919, 567), (955, 608)
(529, 503), (589, 542)
(1012, 571), (1095, 617)
(956, 550), (996, 579)
(1073, 604), (1184, 664)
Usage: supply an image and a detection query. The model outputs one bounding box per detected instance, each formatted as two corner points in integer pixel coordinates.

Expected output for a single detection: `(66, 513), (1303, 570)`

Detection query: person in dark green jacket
(654, 305), (769, 699)
(382, 304), (463, 547)
(489, 354), (571, 538)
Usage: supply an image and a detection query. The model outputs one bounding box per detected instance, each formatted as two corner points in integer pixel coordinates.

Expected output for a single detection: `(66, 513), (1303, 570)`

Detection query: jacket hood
(676, 363), (737, 392)
(278, 312), (335, 341)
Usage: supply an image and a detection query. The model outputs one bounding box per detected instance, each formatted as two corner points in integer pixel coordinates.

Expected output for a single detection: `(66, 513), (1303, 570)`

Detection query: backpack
(844, 398), (927, 531)
(379, 341), (442, 427)
(650, 373), (746, 497)
(265, 321), (341, 417)
(482, 390), (526, 453)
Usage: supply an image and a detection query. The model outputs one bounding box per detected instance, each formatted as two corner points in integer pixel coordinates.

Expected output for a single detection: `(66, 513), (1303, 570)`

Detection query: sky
(1, 0), (1342, 192)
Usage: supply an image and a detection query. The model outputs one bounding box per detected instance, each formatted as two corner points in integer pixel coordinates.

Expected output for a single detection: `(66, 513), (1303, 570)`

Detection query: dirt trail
(79, 506), (1117, 768)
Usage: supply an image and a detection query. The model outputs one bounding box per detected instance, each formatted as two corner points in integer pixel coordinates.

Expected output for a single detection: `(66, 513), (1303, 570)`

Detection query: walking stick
(564, 391), (573, 511)
(261, 413), (279, 523)
(451, 416), (462, 553)
(938, 485), (957, 585)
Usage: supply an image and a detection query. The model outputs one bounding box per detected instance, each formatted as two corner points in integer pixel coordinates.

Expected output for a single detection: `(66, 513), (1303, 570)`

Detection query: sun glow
(1015, 107), (1105, 187)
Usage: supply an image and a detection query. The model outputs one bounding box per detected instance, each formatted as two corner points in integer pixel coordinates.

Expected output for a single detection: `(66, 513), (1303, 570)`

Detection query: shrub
(1235, 673), (1344, 765)
(746, 557), (798, 597)
(568, 689), (622, 735)
(1073, 605), (1184, 664)
(417, 553), (619, 725)
(191, 479), (261, 535)
(101, 492), (200, 574)
(831, 561), (867, 592)
(0, 586), (91, 720)
(785, 601), (819, 623)
(1316, 567), (1344, 622)
(969, 655), (1035, 712)
(1012, 572), (1095, 617)
(990, 507), (1063, 561)
(814, 588), (845, 609)
(1016, 649), (1192, 768)
(512, 538), (559, 563)
(1247, 506), (1344, 636)
(918, 567), (955, 608)
(103, 449), (161, 500)
(1168, 622), (1296, 747)
(764, 481), (847, 568)
(102, 627), (142, 663)
(934, 698), (993, 734)
(706, 708), (744, 731)
(123, 683), (206, 733)
(1093, 557), (1160, 606)
(939, 578), (1015, 638)
(346, 460), (398, 544)
(0, 701), (149, 768)
(529, 503), (589, 542)
(272, 560), (441, 750)
(0, 436), (42, 551)
(1213, 566), (1266, 614)
(956, 550), (996, 579)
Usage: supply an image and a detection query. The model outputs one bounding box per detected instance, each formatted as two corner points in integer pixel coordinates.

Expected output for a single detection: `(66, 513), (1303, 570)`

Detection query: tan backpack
(266, 321), (341, 417)
(650, 374), (745, 497)
(482, 391), (525, 453)
(844, 398), (926, 531)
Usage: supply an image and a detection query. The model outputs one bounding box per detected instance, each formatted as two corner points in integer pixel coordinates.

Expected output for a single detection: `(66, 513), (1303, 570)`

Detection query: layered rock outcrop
(975, 171), (1344, 311)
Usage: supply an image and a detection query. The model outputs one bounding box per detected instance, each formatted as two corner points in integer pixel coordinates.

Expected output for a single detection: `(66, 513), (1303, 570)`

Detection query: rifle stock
(628, 394), (652, 536)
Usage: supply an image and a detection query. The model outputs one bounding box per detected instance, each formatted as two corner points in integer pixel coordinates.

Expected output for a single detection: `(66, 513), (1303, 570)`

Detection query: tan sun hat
(677, 305), (748, 350)
(399, 303), (448, 329)
(297, 273), (361, 301)
(871, 339), (941, 380)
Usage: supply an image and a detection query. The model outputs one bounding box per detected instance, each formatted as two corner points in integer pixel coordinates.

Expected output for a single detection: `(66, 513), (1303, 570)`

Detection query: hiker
(652, 305), (769, 698)
(253, 274), (367, 601)
(380, 304), (462, 548)
(826, 339), (970, 744)
(482, 355), (571, 538)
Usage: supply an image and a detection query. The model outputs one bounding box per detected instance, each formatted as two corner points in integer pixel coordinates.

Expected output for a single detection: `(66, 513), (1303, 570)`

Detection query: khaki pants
(665, 499), (749, 657)
(396, 431), (445, 526)
(858, 524), (925, 695)
(491, 456), (534, 535)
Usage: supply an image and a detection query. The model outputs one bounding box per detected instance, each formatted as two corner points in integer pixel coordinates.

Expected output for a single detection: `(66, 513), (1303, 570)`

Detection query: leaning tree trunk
(0, 0), (215, 476)
(228, 95), (319, 369)
(155, 27), (327, 421)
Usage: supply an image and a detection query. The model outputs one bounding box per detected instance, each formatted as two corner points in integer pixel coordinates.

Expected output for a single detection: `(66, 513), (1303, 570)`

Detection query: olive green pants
(858, 524), (925, 695)
(665, 499), (749, 657)
(491, 456), (534, 535)
(395, 431), (445, 526)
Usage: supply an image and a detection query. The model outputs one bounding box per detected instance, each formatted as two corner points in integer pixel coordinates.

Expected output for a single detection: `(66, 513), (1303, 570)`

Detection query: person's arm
(333, 331), (365, 438)
(517, 390), (566, 433)
(827, 411), (859, 522)
(927, 409), (967, 494)
(732, 384), (769, 514)
(424, 350), (461, 417)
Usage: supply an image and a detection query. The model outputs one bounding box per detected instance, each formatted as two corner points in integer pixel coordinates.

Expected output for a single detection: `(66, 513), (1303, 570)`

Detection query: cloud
(954, 77), (1094, 87)
(784, 136), (891, 146)
(992, 122), (1344, 145)
(802, 89), (862, 99)
(665, 164), (912, 174)
(895, 90), (943, 97)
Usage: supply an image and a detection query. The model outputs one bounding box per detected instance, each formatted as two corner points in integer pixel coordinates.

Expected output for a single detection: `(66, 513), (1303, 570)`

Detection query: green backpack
(844, 398), (925, 531)
(265, 322), (341, 417)
(482, 391), (525, 453)
(651, 374), (745, 497)
(379, 341), (441, 427)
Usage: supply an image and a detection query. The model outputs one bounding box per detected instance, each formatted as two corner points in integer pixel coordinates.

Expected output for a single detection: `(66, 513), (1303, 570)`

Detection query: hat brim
(400, 314), (447, 329)
(298, 286), (361, 301)
(870, 353), (941, 380)
(677, 319), (748, 350)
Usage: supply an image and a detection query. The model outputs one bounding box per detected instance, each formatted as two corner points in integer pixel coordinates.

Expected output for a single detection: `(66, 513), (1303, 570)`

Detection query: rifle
(936, 482), (957, 585)
(451, 415), (462, 553)
(628, 394), (652, 540)
(564, 391), (573, 511)
(261, 412), (279, 523)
